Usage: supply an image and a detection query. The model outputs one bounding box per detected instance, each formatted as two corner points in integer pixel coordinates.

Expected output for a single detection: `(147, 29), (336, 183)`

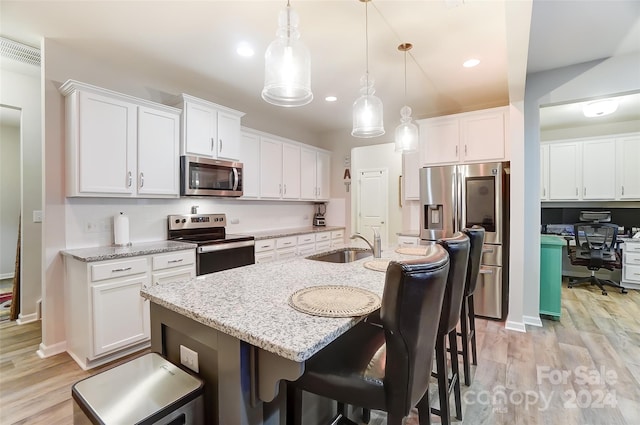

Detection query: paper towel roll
(114, 212), (130, 246)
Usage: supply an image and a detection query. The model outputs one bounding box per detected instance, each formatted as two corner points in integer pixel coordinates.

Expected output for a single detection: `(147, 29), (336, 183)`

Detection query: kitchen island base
(150, 303), (336, 425)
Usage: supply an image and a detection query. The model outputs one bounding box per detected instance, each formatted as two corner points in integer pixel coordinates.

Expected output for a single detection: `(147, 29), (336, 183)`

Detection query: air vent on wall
(0, 37), (40, 67)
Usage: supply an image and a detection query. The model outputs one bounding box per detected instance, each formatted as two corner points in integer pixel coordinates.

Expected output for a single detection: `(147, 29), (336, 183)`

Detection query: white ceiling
(1, 0), (639, 135)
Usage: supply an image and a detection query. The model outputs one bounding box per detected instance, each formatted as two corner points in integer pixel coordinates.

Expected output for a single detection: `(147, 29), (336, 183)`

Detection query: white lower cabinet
(331, 230), (345, 248)
(254, 229), (346, 263)
(397, 235), (420, 247)
(91, 275), (150, 357)
(64, 249), (195, 370)
(622, 241), (640, 289)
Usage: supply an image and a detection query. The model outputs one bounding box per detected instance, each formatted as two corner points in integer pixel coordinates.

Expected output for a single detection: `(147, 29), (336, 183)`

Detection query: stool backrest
(379, 245), (450, 415)
(437, 232), (471, 334)
(462, 226), (485, 297)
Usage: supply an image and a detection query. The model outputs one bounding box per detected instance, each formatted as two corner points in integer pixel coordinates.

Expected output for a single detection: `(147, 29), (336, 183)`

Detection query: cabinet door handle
(211, 137), (214, 152)
(543, 188), (546, 197)
(139, 172), (144, 188)
(464, 145), (467, 156)
(112, 267), (132, 272)
(284, 184), (287, 195)
(279, 184), (282, 195)
(168, 259), (183, 264)
(219, 139), (223, 153)
(575, 187), (578, 196)
(127, 171), (132, 187)
(622, 186), (625, 196)
(455, 145), (458, 157)
(583, 187), (586, 196)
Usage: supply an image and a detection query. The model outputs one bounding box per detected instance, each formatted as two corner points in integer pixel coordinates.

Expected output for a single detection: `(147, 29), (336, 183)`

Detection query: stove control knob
(174, 219), (180, 224)
(181, 219), (187, 223)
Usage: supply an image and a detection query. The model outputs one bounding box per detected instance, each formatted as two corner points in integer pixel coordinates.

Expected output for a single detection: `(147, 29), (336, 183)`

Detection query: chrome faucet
(191, 205), (199, 214)
(351, 228), (381, 258)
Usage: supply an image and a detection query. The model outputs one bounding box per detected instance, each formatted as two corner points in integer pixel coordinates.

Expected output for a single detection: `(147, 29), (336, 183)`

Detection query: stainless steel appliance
(180, 155), (243, 197)
(168, 213), (255, 275)
(419, 162), (510, 320)
(313, 202), (326, 227)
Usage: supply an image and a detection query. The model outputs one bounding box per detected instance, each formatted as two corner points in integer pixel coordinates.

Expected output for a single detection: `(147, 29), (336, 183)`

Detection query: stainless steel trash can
(72, 353), (204, 425)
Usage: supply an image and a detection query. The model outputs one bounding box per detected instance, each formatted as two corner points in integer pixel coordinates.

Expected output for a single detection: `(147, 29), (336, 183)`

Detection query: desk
(141, 246), (424, 425)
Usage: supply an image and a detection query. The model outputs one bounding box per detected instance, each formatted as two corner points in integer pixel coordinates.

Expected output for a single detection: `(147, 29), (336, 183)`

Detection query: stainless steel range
(168, 213), (255, 276)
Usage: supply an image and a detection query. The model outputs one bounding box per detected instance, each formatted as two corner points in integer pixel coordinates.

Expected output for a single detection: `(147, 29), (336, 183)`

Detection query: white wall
(0, 63), (42, 322)
(0, 124), (20, 278)
(522, 52), (640, 329)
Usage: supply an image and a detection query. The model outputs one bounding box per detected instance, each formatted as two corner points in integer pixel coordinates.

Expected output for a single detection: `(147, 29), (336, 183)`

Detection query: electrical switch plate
(33, 210), (43, 223)
(180, 345), (199, 373)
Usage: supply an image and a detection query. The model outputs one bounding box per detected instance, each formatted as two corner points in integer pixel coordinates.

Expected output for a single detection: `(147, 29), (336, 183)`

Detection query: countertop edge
(61, 241), (197, 262)
(253, 226), (345, 240)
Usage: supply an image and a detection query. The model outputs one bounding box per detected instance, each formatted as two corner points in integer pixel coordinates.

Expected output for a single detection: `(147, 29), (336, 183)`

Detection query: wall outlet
(180, 344), (199, 373)
(33, 210), (43, 223)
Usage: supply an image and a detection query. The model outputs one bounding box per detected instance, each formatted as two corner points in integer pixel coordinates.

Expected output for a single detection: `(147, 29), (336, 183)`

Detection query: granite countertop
(141, 244), (432, 363)
(252, 226), (344, 240)
(61, 240), (197, 262)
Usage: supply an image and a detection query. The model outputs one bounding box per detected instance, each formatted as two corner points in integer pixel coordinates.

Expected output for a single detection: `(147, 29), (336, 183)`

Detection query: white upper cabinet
(60, 80), (180, 198)
(238, 130), (260, 198)
(282, 143), (301, 199)
(540, 144), (549, 201)
(548, 142), (581, 200)
(403, 150), (420, 201)
(260, 137), (284, 199)
(542, 133), (638, 202)
(418, 106), (508, 167)
(301, 147), (331, 201)
(137, 106), (180, 196)
(581, 138), (616, 200)
(617, 134), (640, 200)
(177, 94), (244, 160)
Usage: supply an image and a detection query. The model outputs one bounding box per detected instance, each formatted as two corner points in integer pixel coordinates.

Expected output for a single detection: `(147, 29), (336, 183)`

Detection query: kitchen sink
(306, 248), (371, 263)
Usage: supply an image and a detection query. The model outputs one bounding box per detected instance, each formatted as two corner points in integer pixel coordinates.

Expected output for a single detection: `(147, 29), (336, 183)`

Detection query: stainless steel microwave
(180, 155), (243, 197)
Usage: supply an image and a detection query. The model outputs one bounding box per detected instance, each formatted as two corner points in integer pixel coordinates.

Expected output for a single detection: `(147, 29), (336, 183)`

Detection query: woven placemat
(363, 259), (391, 272)
(289, 285), (381, 317)
(395, 247), (428, 256)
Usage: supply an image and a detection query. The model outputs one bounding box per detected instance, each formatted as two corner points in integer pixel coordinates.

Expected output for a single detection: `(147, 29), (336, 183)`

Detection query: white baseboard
(37, 340), (67, 358)
(523, 315), (543, 327)
(505, 320), (527, 332)
(0, 272), (14, 280)
(16, 312), (39, 324)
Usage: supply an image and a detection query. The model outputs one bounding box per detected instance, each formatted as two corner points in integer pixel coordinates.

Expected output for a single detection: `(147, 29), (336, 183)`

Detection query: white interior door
(356, 168), (388, 245)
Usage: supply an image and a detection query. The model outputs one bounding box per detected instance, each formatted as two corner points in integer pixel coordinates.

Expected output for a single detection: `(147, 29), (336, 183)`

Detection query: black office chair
(286, 247), (451, 425)
(566, 220), (626, 296)
(457, 226), (485, 386)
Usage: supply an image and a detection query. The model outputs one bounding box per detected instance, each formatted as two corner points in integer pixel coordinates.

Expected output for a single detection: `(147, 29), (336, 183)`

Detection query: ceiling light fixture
(262, 0), (313, 107)
(236, 43), (254, 57)
(325, 96), (337, 102)
(352, 0), (384, 138)
(583, 99), (618, 117)
(394, 43), (418, 152)
(463, 58), (480, 68)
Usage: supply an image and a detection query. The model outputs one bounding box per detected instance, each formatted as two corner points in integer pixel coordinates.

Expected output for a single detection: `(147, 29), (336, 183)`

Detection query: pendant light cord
(403, 49), (407, 102)
(365, 0), (369, 90)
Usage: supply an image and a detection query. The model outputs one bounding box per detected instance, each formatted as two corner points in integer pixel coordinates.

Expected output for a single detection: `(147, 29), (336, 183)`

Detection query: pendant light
(262, 0), (313, 107)
(394, 43), (418, 152)
(352, 0), (384, 138)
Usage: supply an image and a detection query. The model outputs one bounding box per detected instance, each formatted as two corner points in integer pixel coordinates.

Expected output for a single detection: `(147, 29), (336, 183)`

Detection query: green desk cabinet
(540, 235), (565, 320)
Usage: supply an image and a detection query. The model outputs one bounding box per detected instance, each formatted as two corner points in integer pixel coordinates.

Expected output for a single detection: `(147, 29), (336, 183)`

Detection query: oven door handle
(232, 168), (239, 191)
(198, 240), (255, 253)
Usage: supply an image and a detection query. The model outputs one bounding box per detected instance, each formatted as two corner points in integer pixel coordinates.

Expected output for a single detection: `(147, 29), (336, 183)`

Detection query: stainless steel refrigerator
(419, 162), (510, 320)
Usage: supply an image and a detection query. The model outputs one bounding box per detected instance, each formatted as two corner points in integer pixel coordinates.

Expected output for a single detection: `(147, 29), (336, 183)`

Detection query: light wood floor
(1, 281), (639, 425)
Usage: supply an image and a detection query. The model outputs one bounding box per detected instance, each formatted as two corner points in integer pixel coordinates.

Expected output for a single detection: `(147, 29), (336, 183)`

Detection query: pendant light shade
(352, 0), (384, 138)
(394, 43), (418, 152)
(262, 1), (313, 107)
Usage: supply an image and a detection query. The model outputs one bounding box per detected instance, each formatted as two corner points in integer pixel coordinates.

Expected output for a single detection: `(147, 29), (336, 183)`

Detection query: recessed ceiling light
(463, 58), (480, 68)
(236, 43), (254, 57)
(583, 99), (618, 117)
(325, 96), (337, 102)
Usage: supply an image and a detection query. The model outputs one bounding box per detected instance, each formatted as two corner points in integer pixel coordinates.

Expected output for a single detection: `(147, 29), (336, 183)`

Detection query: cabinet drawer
(91, 258), (148, 282)
(316, 232), (331, 242)
(331, 230), (344, 240)
(397, 236), (419, 247)
(316, 241), (331, 252)
(276, 236), (297, 249)
(623, 263), (640, 283)
(255, 239), (275, 253)
(624, 242), (640, 253)
(624, 252), (640, 265)
(152, 250), (195, 271)
(297, 234), (316, 245)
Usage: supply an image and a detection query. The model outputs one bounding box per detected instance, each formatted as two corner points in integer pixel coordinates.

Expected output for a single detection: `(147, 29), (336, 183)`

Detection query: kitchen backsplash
(64, 197), (343, 249)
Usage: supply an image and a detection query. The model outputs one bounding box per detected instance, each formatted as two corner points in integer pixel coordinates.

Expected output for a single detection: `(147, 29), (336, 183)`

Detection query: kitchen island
(140, 245), (423, 425)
